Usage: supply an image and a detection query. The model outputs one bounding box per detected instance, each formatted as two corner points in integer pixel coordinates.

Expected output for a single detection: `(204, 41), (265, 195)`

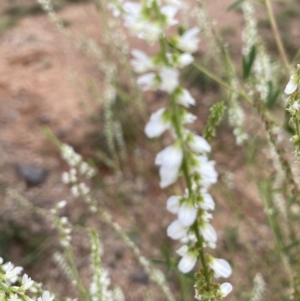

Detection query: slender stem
(265, 0), (290, 72)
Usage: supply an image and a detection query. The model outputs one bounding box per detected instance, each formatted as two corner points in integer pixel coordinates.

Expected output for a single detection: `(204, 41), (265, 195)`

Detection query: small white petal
(166, 195), (181, 214)
(176, 245), (188, 256)
(209, 258), (232, 278)
(137, 73), (157, 90)
(177, 89), (196, 107)
(167, 220), (187, 240)
(177, 53), (194, 68)
(131, 49), (154, 73)
(178, 203), (197, 226)
(285, 75), (298, 95)
(188, 135), (211, 153)
(159, 68), (179, 93)
(200, 193), (215, 211)
(178, 253), (197, 273)
(200, 223), (217, 244)
(176, 27), (200, 53)
(219, 282), (233, 297)
(144, 108), (170, 138)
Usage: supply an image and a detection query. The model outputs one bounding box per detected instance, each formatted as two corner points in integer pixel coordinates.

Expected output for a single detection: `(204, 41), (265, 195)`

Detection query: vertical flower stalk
(116, 0), (232, 299)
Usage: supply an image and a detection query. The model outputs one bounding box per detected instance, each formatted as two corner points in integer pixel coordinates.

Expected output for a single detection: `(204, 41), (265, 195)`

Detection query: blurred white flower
(159, 68), (179, 93)
(137, 73), (157, 90)
(38, 291), (55, 301)
(219, 282), (233, 298)
(166, 195), (181, 214)
(144, 108), (171, 138)
(199, 193), (215, 211)
(209, 258), (232, 279)
(177, 89), (196, 107)
(22, 274), (34, 290)
(178, 202), (197, 226)
(167, 219), (187, 240)
(155, 144), (183, 188)
(131, 49), (154, 73)
(188, 134), (211, 153)
(3, 262), (23, 283)
(176, 27), (200, 53)
(199, 222), (217, 245)
(176, 245), (197, 273)
(285, 75), (298, 95)
(176, 53), (194, 68)
(193, 156), (218, 188)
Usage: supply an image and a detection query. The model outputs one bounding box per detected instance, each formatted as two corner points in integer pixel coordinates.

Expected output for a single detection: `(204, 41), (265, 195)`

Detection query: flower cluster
(117, 0), (232, 299)
(285, 65), (300, 159)
(60, 143), (97, 211)
(0, 257), (53, 301)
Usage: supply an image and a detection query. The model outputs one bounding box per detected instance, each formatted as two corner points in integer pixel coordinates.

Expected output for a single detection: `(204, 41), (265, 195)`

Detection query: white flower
(138, 22), (162, 42)
(176, 53), (194, 68)
(188, 134), (211, 153)
(178, 202), (197, 226)
(158, 68), (179, 93)
(193, 156), (218, 188)
(0, 257), (3, 264)
(166, 195), (181, 214)
(285, 75), (298, 95)
(177, 89), (196, 107)
(22, 274), (34, 290)
(3, 262), (23, 283)
(155, 144), (183, 188)
(219, 282), (233, 298)
(144, 108), (171, 138)
(199, 222), (217, 245)
(161, 5), (178, 27)
(176, 27), (200, 53)
(176, 246), (197, 273)
(137, 73), (157, 90)
(57, 200), (67, 208)
(199, 193), (215, 211)
(131, 49), (154, 73)
(183, 112), (197, 124)
(209, 258), (232, 278)
(167, 219), (187, 240)
(38, 291), (55, 301)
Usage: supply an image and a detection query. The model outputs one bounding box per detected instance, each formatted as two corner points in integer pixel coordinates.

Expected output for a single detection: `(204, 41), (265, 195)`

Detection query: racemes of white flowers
(116, 0), (232, 298)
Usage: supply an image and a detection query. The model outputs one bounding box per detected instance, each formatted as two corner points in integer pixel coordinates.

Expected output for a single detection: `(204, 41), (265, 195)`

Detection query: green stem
(265, 0), (290, 72)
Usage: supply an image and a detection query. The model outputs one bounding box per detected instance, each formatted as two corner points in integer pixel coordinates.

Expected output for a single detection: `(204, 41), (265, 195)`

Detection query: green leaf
(227, 0), (247, 11)
(266, 81), (280, 109)
(243, 45), (256, 79)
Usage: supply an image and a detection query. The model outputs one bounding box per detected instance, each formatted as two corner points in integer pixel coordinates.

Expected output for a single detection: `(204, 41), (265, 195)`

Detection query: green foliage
(203, 101), (226, 140)
(243, 45), (256, 80)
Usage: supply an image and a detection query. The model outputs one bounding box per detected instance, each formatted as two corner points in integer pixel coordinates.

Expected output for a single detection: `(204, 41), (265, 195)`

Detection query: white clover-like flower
(176, 89), (196, 107)
(176, 53), (194, 68)
(199, 193), (215, 211)
(178, 202), (197, 226)
(144, 108), (171, 138)
(3, 262), (23, 283)
(199, 222), (217, 245)
(22, 274), (34, 290)
(176, 27), (200, 53)
(209, 257), (232, 279)
(38, 291), (55, 301)
(161, 5), (179, 27)
(131, 49), (154, 73)
(188, 134), (211, 153)
(219, 282), (233, 298)
(166, 195), (181, 214)
(137, 73), (157, 90)
(155, 144), (183, 188)
(176, 245), (198, 273)
(167, 219), (188, 240)
(158, 68), (179, 93)
(193, 156), (218, 188)
(285, 75), (298, 95)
